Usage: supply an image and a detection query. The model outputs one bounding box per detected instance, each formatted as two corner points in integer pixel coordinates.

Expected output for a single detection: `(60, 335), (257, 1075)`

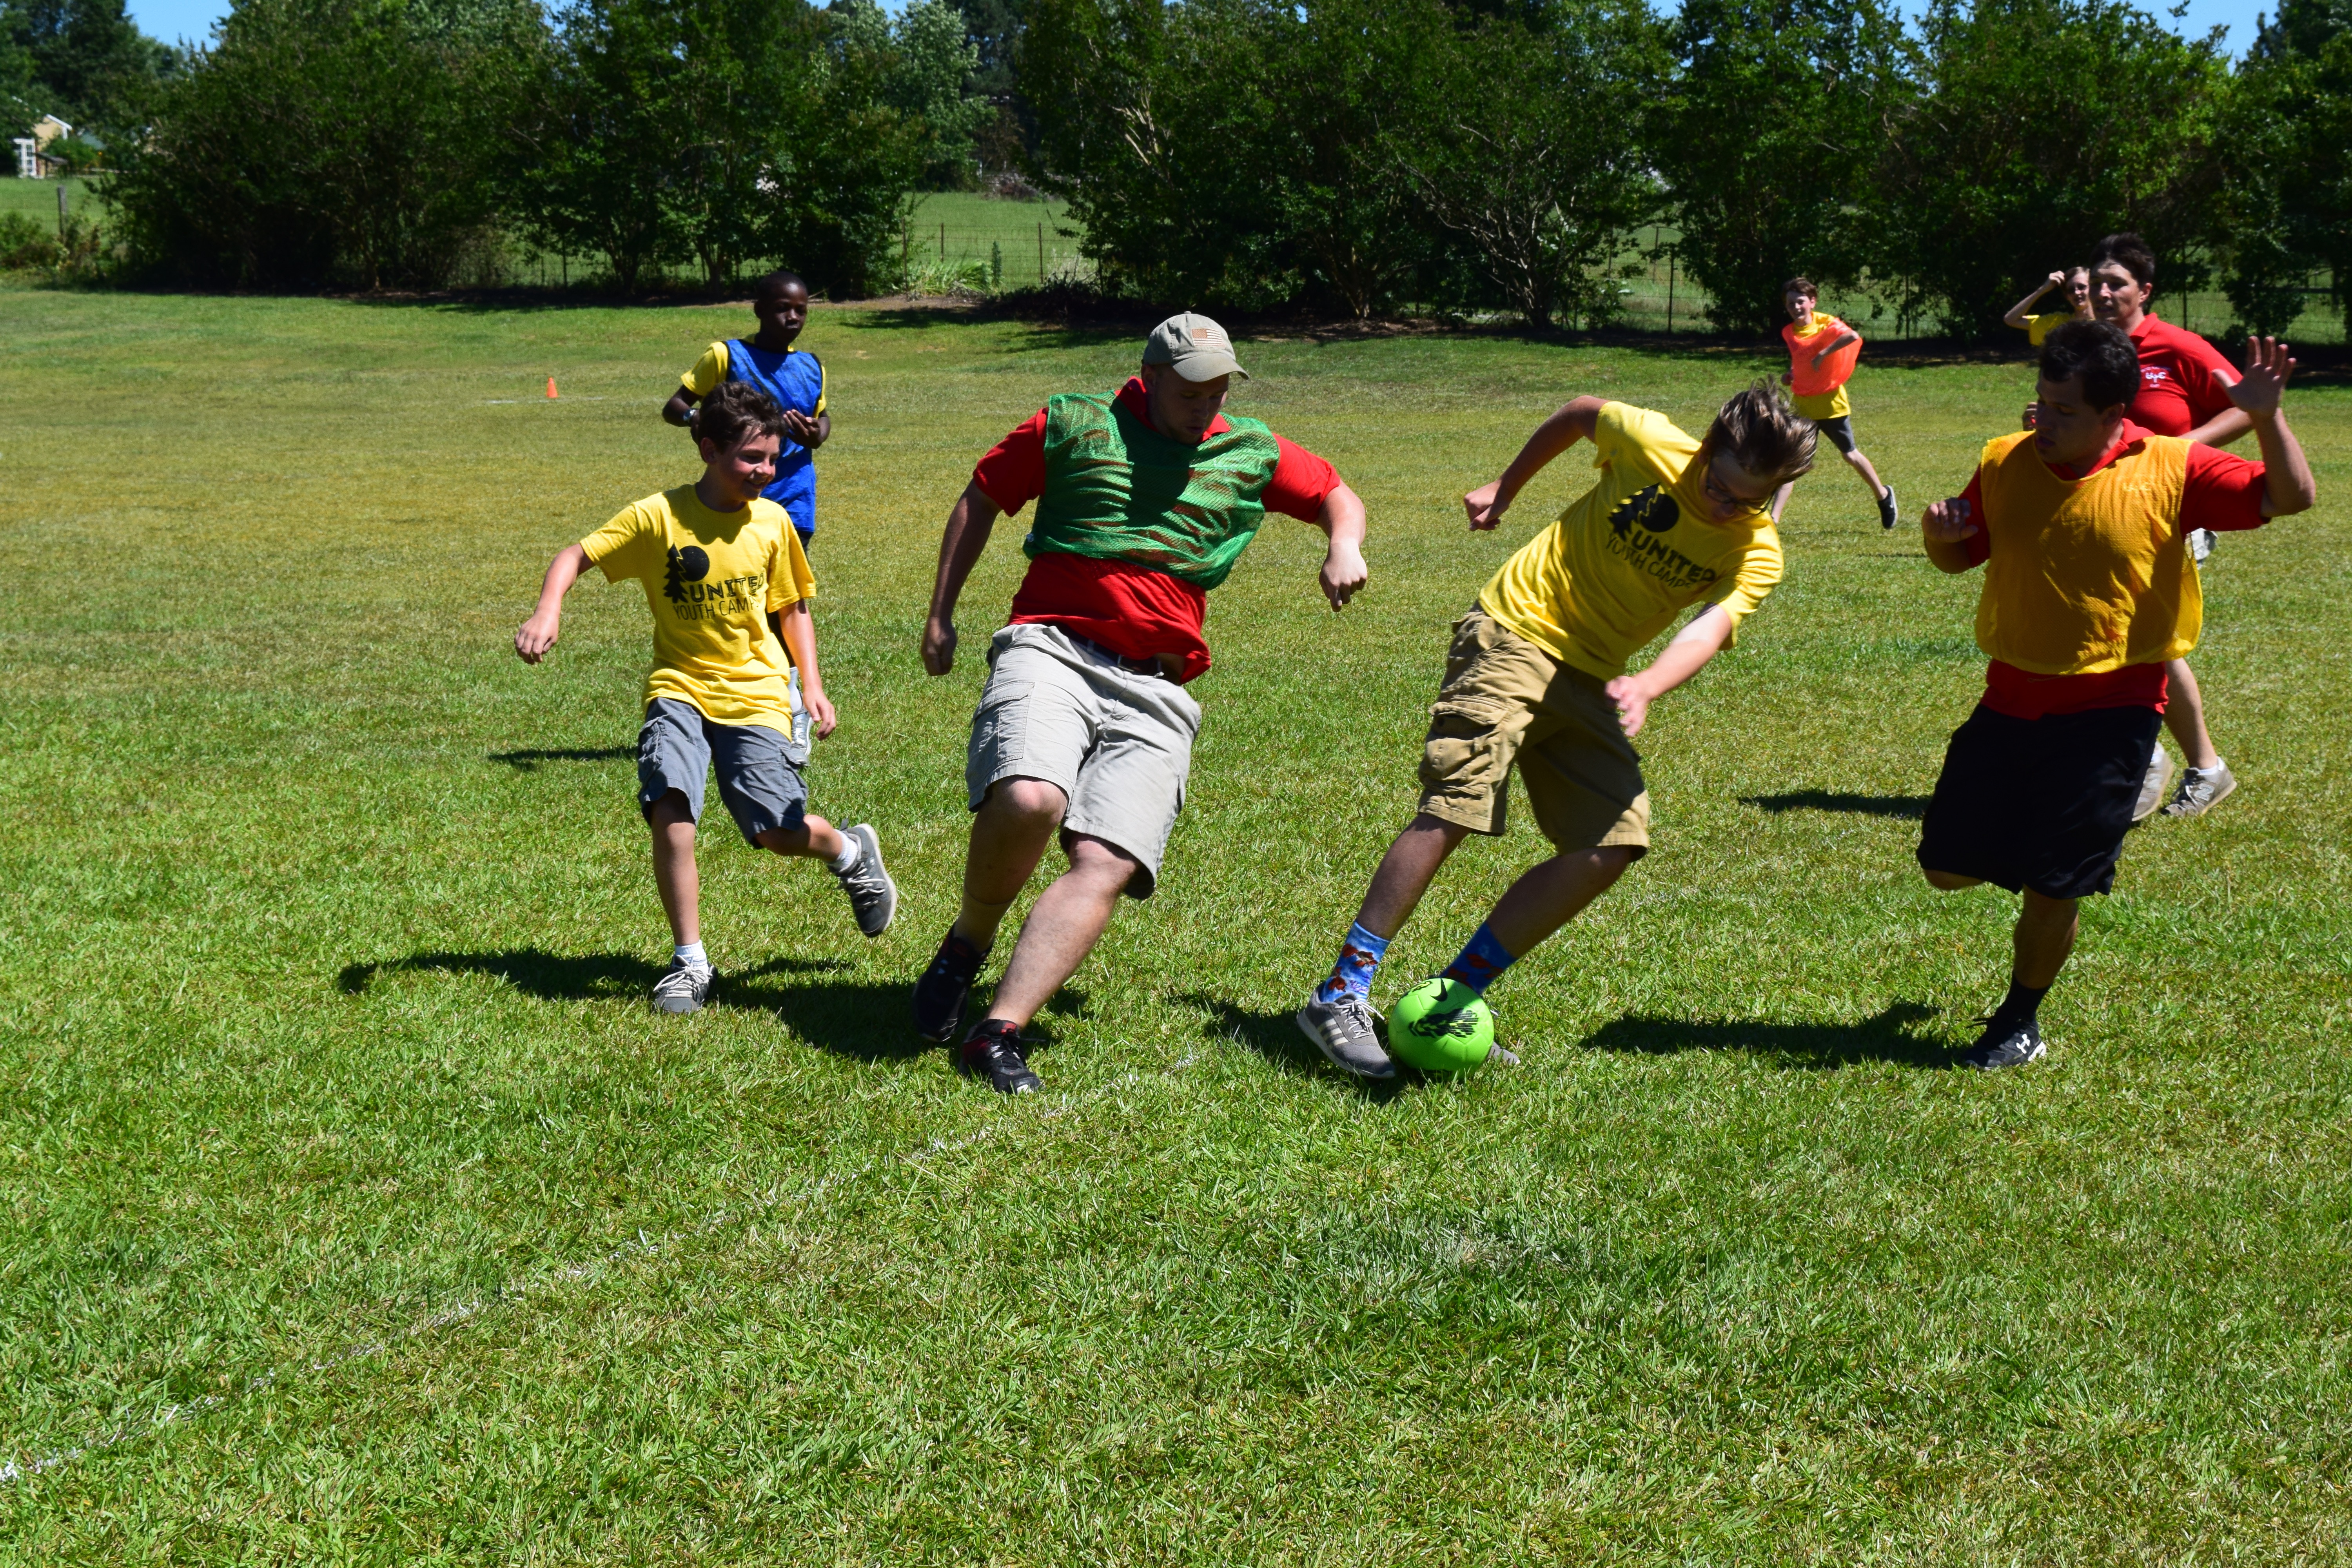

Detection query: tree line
(1024, 0), (2348, 337)
(4, 0), (2346, 339)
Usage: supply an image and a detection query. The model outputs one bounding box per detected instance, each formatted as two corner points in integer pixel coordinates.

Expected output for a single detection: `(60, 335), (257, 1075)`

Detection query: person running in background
(1299, 383), (1812, 1080)
(1914, 323), (2310, 1070)
(916, 313), (1368, 1094)
(515, 381), (898, 1014)
(664, 270), (829, 552)
(2004, 266), (2092, 346)
(2089, 232), (2250, 819)
(1778, 278), (1898, 530)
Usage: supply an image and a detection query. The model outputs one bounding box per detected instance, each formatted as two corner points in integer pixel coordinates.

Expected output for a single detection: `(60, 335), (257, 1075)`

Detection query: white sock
(826, 834), (861, 875)
(674, 941), (708, 967)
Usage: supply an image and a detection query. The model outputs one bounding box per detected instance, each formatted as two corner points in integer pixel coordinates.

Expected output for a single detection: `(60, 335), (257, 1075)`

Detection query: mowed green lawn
(3, 287), (2348, 1563)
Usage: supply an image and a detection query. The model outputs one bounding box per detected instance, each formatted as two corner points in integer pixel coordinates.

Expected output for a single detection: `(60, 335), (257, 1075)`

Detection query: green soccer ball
(1385, 978), (1496, 1073)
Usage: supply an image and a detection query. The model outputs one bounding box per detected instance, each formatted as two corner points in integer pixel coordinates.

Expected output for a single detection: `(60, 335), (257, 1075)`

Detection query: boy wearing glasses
(1298, 383), (1817, 1078)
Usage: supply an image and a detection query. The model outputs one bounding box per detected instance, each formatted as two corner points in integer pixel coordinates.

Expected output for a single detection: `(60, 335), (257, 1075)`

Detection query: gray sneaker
(652, 958), (713, 1014)
(1296, 994), (1396, 1080)
(2133, 743), (2176, 823)
(2188, 527), (2216, 564)
(834, 824), (897, 937)
(1485, 1043), (1520, 1067)
(2163, 761), (2236, 819)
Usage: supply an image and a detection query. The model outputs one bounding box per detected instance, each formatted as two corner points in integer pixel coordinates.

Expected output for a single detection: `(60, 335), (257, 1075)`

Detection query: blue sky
(125, 0), (2278, 56)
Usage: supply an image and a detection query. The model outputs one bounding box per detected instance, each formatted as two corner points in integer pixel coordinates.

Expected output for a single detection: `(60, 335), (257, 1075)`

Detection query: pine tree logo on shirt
(1607, 485), (1681, 537)
(663, 544), (712, 604)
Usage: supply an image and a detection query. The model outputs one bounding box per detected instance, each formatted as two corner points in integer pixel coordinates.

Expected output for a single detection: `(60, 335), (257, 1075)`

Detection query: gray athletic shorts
(965, 622), (1203, 899)
(637, 697), (808, 846)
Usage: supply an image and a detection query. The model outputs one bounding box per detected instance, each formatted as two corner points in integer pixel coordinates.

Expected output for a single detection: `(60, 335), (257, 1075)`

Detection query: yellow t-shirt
(579, 485), (817, 730)
(1479, 403), (1784, 681)
(682, 340), (829, 413)
(2024, 310), (2078, 347)
(1788, 311), (1852, 419)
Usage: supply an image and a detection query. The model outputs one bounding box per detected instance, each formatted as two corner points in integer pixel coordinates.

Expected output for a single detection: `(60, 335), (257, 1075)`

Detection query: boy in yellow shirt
(515, 381), (897, 1014)
(1780, 277), (1898, 529)
(1298, 384), (1816, 1078)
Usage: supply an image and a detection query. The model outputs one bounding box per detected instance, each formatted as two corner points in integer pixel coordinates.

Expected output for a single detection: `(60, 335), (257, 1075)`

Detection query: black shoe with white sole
(1878, 484), (1900, 530)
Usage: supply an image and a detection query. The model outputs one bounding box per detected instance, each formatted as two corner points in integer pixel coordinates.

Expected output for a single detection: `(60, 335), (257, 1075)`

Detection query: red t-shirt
(971, 377), (1343, 683)
(2126, 315), (2239, 438)
(1956, 422), (2268, 718)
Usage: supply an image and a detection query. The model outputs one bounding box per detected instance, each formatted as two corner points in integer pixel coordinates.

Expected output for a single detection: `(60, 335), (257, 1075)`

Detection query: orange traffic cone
(546, 376), (559, 399)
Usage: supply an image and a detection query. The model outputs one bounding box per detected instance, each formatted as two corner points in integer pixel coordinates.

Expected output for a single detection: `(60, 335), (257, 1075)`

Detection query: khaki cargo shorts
(966, 622), (1203, 899)
(1416, 609), (1651, 854)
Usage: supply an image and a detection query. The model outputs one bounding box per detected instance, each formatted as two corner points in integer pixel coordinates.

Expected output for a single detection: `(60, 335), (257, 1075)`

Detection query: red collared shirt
(1954, 421), (2267, 717)
(970, 377), (1342, 682)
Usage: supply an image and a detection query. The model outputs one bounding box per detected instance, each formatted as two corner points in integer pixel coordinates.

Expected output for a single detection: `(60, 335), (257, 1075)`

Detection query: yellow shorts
(1416, 609), (1651, 854)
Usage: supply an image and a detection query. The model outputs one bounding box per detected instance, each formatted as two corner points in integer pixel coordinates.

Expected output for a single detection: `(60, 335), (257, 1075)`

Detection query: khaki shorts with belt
(1416, 609), (1651, 854)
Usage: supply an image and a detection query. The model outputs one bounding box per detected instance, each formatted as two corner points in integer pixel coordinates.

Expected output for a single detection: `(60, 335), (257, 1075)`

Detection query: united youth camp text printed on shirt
(579, 485), (817, 731)
(682, 339), (828, 537)
(1783, 311), (1860, 420)
(1478, 402), (1784, 682)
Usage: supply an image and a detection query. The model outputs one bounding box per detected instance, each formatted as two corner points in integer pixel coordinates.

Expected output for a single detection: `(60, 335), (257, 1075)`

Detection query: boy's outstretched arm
(1603, 605), (1731, 739)
(2003, 272), (2064, 329)
(516, 543), (590, 663)
(770, 601), (837, 737)
(663, 387), (699, 428)
(922, 480), (1004, 677)
(1312, 483), (1368, 610)
(1463, 396), (1608, 530)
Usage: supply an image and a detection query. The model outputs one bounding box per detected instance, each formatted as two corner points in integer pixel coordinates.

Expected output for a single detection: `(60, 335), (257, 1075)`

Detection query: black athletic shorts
(1916, 702), (2162, 899)
(1813, 414), (1857, 454)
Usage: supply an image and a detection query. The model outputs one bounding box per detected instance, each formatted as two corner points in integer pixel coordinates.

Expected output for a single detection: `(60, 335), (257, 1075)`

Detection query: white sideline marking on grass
(0, 1053), (1206, 1489)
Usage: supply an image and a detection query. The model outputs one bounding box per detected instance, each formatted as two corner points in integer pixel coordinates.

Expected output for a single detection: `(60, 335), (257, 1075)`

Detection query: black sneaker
(1878, 484), (1900, 530)
(913, 930), (987, 1042)
(957, 1019), (1041, 1094)
(1960, 1015), (2046, 1071)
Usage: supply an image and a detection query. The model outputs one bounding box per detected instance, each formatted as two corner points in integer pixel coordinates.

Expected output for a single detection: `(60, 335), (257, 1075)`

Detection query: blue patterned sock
(1439, 921), (1517, 996)
(1314, 921), (1392, 1006)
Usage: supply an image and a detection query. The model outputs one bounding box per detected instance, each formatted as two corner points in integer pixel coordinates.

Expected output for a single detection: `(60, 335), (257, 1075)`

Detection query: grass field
(2, 286), (2349, 1563)
(0, 176), (95, 223)
(902, 191), (1083, 291)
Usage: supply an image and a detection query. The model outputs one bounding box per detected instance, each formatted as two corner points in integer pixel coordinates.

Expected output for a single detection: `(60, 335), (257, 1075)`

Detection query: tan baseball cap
(1142, 312), (1250, 382)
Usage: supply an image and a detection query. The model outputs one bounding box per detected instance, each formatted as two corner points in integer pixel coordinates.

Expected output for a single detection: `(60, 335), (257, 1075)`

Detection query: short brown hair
(2040, 319), (2140, 412)
(1782, 276), (1817, 299)
(694, 379), (786, 452)
(2090, 232), (2156, 289)
(1703, 379), (1818, 490)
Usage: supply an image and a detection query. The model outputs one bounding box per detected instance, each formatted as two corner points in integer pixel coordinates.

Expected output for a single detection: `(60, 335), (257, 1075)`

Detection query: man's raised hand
(2227, 336), (2297, 419)
(1463, 479), (1510, 532)
(1922, 496), (1977, 545)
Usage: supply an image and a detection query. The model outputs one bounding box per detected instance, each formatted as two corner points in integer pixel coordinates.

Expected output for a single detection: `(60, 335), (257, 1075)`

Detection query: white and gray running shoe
(1296, 994), (1397, 1080)
(2163, 761), (2236, 819)
(2132, 743), (2176, 823)
(2188, 527), (2216, 564)
(834, 823), (897, 937)
(1485, 1042), (1521, 1068)
(652, 958), (713, 1014)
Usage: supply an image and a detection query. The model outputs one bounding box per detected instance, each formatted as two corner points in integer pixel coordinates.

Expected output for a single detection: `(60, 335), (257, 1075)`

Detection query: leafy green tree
(1875, 0), (2227, 338)
(107, 0), (524, 287)
(1650, 0), (1909, 334)
(0, 0), (175, 134)
(859, 0), (985, 188)
(1023, 0), (1299, 307)
(2213, 0), (2352, 333)
(1395, 0), (1667, 330)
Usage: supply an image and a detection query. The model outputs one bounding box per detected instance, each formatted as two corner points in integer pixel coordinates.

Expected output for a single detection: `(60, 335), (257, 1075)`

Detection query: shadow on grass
(336, 948), (1091, 1065)
(1742, 791), (1931, 819)
(487, 746), (635, 771)
(1581, 1000), (1953, 1069)
(1178, 993), (1410, 1101)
